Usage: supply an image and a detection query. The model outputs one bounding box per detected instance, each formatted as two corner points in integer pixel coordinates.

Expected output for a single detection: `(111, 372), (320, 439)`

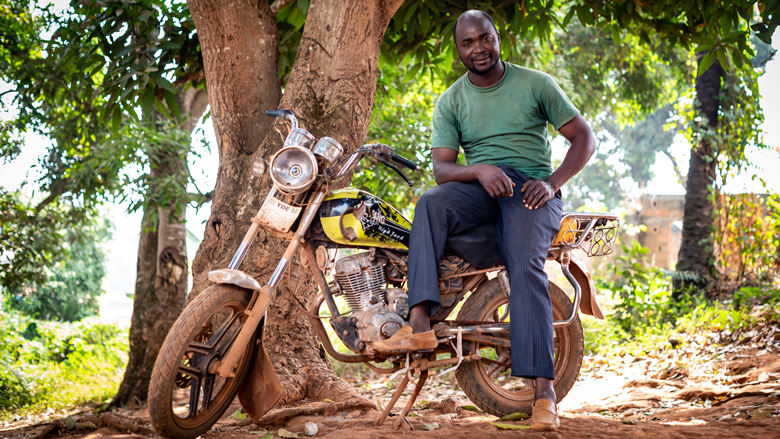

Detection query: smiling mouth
(473, 56), (490, 64)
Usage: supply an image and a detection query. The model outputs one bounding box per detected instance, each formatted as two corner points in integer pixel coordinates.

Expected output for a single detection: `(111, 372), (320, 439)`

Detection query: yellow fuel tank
(317, 188), (411, 250)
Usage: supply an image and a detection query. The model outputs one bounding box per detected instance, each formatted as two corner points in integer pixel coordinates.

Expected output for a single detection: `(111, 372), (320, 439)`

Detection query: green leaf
(489, 422), (531, 430)
(154, 96), (170, 118)
(498, 412), (530, 420)
(562, 7), (576, 27)
(691, 36), (716, 45)
(420, 5), (429, 36)
(153, 75), (176, 93)
(111, 106), (122, 132)
(612, 27), (621, 45)
(403, 3), (419, 29)
(158, 42), (181, 51)
(163, 90), (181, 120)
(142, 86), (154, 120)
(697, 50), (717, 77)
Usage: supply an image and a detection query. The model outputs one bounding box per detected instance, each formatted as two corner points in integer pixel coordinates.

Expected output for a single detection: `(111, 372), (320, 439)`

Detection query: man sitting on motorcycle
(370, 9), (596, 431)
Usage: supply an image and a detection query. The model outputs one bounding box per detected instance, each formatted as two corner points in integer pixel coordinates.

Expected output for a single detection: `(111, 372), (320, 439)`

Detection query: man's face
(454, 16), (501, 75)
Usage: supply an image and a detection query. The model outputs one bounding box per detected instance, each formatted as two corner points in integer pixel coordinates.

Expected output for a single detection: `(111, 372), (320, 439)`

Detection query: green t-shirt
(432, 62), (579, 180)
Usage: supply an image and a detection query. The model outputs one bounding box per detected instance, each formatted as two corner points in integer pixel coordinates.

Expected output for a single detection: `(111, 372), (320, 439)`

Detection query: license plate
(255, 193), (302, 233)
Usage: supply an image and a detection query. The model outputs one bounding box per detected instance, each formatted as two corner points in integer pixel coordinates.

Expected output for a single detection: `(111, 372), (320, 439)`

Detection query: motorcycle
(148, 109), (620, 438)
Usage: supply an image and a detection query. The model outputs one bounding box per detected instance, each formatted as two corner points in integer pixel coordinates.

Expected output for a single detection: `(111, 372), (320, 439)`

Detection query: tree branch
(662, 150), (687, 190)
(174, 69), (205, 86)
(35, 178), (73, 212)
(188, 190), (214, 207)
(270, 0), (295, 15)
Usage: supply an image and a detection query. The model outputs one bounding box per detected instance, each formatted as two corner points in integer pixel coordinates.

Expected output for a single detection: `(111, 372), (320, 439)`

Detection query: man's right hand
(432, 148), (516, 197)
(475, 163), (515, 198)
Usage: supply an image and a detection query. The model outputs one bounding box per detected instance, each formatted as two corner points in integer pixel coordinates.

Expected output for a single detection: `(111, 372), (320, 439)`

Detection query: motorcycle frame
(211, 139), (614, 378)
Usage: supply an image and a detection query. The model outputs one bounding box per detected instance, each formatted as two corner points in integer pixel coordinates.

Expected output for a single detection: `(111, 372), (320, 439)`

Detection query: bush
(584, 240), (771, 357)
(0, 308), (128, 421)
(0, 362), (31, 411)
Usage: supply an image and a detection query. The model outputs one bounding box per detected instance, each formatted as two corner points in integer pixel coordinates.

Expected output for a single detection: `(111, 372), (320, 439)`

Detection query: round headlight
(270, 146), (318, 194)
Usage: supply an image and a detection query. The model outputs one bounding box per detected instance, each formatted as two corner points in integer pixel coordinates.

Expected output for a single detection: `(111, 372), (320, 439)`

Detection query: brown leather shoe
(531, 399), (559, 431)
(369, 325), (438, 353)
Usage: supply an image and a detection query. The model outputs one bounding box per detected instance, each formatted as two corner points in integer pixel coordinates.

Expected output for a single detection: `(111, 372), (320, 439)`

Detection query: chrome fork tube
(228, 187), (280, 270)
(268, 189), (327, 287)
(336, 152), (363, 178)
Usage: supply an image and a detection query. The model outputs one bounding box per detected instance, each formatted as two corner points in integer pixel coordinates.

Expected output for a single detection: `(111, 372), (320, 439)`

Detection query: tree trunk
(112, 88), (208, 407)
(675, 56), (723, 294)
(187, 0), (403, 406)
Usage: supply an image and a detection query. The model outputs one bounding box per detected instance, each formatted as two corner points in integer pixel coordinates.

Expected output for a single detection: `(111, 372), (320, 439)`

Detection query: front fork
(212, 188), (328, 378)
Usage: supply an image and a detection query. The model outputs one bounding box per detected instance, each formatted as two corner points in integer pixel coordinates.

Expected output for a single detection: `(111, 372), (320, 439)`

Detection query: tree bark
(187, 0), (403, 406)
(112, 89), (208, 407)
(675, 56), (723, 294)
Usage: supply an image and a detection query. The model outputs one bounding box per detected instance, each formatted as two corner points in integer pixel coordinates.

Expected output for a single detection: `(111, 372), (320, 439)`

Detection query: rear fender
(568, 255), (604, 319)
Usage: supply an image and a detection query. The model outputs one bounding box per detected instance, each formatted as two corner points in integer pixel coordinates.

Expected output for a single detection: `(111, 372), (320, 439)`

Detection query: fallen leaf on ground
(752, 409), (771, 420)
(461, 405), (481, 412)
(278, 428), (299, 438)
(250, 431), (271, 436)
(489, 422), (531, 430)
(499, 412), (530, 421)
(323, 398), (336, 403)
(622, 419), (636, 425)
(422, 422), (439, 430)
(231, 409), (247, 420)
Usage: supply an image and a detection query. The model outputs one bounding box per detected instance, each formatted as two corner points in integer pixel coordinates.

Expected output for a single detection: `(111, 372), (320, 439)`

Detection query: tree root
(254, 398), (378, 428)
(33, 420), (63, 439)
(712, 390), (774, 406)
(33, 413), (155, 439)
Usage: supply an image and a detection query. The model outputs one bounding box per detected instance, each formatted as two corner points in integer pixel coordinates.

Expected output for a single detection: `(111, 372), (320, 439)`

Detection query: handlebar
(265, 109), (298, 130)
(358, 143), (420, 187)
(264, 108), (421, 185)
(390, 153), (420, 171)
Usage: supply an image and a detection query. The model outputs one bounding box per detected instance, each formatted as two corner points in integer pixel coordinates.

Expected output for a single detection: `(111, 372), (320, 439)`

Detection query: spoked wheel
(148, 285), (257, 439)
(454, 278), (583, 417)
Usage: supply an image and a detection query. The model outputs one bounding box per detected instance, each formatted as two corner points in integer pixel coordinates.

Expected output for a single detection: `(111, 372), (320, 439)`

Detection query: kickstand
(395, 370), (429, 430)
(376, 373), (410, 426)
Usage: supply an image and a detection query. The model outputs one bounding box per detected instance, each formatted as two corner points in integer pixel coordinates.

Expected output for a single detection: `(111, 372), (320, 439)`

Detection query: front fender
(569, 255), (604, 319)
(208, 269), (263, 293)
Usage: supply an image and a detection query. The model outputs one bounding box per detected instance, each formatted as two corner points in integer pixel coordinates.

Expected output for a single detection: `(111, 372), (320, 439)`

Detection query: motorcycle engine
(333, 252), (409, 342)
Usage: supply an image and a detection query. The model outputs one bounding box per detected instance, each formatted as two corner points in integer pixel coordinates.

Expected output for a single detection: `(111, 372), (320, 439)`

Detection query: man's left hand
(521, 179), (556, 209)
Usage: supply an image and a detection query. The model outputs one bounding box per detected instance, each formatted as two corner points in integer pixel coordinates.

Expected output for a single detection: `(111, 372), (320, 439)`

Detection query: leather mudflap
(237, 319), (284, 420)
(569, 258), (604, 319)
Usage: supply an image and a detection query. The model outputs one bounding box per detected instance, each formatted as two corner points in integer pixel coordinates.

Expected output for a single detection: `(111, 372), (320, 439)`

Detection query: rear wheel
(454, 278), (583, 417)
(148, 285), (257, 439)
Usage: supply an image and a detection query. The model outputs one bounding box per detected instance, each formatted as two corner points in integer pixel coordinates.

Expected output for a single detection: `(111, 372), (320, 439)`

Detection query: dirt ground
(3, 321), (780, 439)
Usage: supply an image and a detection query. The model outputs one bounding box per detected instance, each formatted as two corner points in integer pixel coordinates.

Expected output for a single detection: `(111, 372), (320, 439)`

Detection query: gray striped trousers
(407, 165), (563, 379)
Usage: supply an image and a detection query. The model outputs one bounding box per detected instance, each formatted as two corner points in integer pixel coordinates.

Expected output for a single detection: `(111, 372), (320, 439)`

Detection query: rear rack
(552, 213), (620, 257)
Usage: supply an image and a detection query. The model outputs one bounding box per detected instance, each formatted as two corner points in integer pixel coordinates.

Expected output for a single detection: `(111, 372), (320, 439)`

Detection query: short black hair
(452, 10), (497, 42)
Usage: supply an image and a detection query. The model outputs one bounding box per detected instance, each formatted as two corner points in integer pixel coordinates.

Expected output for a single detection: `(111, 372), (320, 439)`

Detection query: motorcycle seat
(444, 221), (504, 269)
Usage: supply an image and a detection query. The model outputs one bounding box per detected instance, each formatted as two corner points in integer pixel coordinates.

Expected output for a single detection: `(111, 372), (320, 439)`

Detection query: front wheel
(454, 279), (584, 417)
(148, 285), (257, 439)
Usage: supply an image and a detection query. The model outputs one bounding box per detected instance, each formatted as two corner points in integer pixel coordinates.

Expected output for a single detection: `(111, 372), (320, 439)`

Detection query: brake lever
(374, 153), (414, 187)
